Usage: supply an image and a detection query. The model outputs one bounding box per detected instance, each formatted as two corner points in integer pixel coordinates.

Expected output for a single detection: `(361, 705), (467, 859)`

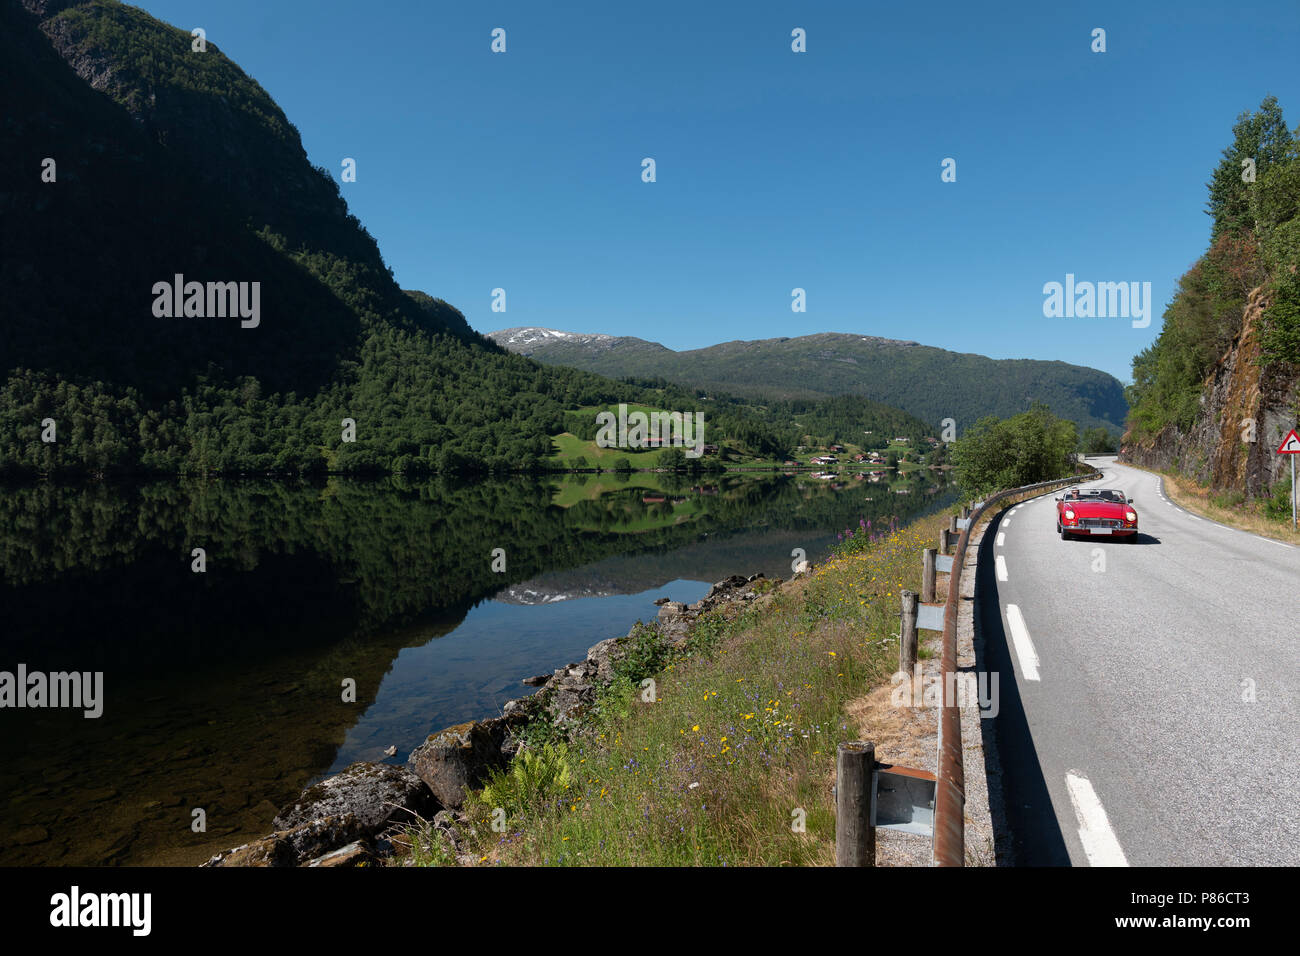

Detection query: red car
(1054, 487), (1139, 541)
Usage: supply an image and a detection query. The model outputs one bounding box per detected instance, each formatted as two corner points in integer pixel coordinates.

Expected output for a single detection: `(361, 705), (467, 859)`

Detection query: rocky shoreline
(201, 573), (772, 867)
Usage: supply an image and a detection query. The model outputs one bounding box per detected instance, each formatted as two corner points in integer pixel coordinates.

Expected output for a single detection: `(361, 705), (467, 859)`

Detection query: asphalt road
(980, 456), (1300, 866)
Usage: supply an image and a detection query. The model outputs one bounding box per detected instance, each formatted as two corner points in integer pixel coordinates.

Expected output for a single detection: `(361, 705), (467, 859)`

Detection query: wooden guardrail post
(949, 514), (958, 535)
(835, 741), (876, 866)
(899, 589), (918, 675)
(921, 548), (937, 603)
(938, 527), (950, 554)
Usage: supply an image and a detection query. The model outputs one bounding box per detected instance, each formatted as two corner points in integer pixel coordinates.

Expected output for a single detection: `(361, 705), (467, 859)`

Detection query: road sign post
(1277, 429), (1300, 531)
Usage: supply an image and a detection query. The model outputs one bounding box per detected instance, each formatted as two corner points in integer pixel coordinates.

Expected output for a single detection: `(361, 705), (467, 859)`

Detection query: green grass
(418, 511), (948, 867)
(548, 431), (664, 467)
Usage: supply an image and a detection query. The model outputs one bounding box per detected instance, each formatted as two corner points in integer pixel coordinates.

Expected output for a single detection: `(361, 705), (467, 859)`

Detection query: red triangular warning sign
(1278, 429), (1300, 454)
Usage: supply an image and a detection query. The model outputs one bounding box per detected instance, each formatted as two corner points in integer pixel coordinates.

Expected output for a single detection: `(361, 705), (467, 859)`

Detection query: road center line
(995, 532), (1005, 547)
(1065, 771), (1129, 867)
(1005, 604), (1040, 681)
(1002, 518), (1011, 528)
(995, 555), (1008, 581)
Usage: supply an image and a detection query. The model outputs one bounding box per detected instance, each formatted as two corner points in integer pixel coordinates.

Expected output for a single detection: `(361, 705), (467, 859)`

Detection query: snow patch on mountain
(488, 327), (619, 349)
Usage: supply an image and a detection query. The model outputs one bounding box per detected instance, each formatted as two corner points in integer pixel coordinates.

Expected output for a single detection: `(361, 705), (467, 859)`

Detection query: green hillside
(1127, 96), (1300, 443)
(489, 329), (1129, 434)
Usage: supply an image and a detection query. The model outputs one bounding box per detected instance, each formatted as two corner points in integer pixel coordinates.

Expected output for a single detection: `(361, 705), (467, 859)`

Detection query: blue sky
(137, 0), (1300, 383)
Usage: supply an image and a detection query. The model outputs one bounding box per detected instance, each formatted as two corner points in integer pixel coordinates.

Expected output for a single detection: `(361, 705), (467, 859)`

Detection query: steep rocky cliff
(1123, 287), (1300, 497)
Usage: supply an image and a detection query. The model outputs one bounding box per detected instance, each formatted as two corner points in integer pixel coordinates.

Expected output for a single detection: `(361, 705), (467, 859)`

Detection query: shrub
(471, 742), (573, 819)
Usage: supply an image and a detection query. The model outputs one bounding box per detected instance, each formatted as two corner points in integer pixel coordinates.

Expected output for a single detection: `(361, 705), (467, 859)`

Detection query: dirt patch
(843, 634), (942, 866)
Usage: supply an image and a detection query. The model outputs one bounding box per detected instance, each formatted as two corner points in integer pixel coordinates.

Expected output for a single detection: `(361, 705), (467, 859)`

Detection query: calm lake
(0, 470), (954, 865)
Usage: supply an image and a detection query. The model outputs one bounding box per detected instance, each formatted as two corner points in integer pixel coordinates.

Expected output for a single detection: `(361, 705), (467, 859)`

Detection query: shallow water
(0, 471), (953, 865)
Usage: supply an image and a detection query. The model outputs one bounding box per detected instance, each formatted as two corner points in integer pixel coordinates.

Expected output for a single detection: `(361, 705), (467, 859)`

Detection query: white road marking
(995, 555), (1008, 581)
(1002, 519), (1011, 528)
(1065, 771), (1129, 867)
(1005, 604), (1040, 681)
(995, 532), (1005, 547)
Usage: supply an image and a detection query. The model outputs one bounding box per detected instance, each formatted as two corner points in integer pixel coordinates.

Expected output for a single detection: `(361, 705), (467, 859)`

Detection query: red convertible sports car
(1054, 487), (1139, 541)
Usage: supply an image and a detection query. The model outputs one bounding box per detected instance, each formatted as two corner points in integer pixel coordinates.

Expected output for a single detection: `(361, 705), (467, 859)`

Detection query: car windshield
(1078, 488), (1127, 503)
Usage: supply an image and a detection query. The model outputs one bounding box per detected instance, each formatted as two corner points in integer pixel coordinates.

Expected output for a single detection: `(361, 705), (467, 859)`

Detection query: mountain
(0, 0), (695, 475)
(488, 328), (1129, 434)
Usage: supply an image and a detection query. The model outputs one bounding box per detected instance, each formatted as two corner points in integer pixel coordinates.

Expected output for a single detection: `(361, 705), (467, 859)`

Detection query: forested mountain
(489, 328), (1129, 435)
(0, 0), (801, 475)
(1123, 96), (1300, 500)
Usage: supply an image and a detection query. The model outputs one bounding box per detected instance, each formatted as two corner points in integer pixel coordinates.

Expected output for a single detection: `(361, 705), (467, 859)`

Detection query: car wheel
(1058, 524), (1068, 540)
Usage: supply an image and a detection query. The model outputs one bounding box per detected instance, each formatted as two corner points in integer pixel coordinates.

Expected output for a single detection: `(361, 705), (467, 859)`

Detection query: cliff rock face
(1123, 287), (1299, 497)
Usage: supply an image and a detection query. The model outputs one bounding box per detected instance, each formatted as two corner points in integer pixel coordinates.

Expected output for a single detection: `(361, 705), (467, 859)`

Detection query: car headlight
(1064, 509), (1075, 519)
(1125, 511), (1136, 521)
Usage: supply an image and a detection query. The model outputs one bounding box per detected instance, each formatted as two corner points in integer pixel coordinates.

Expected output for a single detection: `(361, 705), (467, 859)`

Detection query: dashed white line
(1002, 519), (1012, 528)
(995, 532), (1005, 547)
(1005, 604), (1040, 681)
(1065, 772), (1129, 867)
(995, 555), (1008, 581)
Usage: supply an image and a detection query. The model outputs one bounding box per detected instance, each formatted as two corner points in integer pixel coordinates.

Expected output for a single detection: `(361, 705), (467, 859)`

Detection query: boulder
(657, 602), (693, 648)
(545, 673), (598, 724)
(706, 575), (749, 599)
(202, 813), (366, 867)
(408, 716), (517, 808)
(586, 636), (629, 682)
(272, 761), (436, 834)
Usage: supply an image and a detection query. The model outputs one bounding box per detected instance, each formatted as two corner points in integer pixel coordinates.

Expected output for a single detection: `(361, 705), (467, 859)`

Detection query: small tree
(658, 447), (686, 471)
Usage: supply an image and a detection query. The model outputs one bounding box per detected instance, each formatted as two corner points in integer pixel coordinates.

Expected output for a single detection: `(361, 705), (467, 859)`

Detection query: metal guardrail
(931, 468), (1099, 867)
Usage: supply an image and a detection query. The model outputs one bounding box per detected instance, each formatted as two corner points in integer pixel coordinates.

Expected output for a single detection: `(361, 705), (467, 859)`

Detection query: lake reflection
(0, 470), (953, 865)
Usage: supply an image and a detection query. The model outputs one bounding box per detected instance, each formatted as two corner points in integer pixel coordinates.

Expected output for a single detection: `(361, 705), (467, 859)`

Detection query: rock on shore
(202, 573), (772, 866)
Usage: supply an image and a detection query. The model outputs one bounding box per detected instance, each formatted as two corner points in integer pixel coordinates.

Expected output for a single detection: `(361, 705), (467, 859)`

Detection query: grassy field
(548, 431), (665, 467)
(406, 507), (954, 867)
(1129, 463), (1300, 546)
